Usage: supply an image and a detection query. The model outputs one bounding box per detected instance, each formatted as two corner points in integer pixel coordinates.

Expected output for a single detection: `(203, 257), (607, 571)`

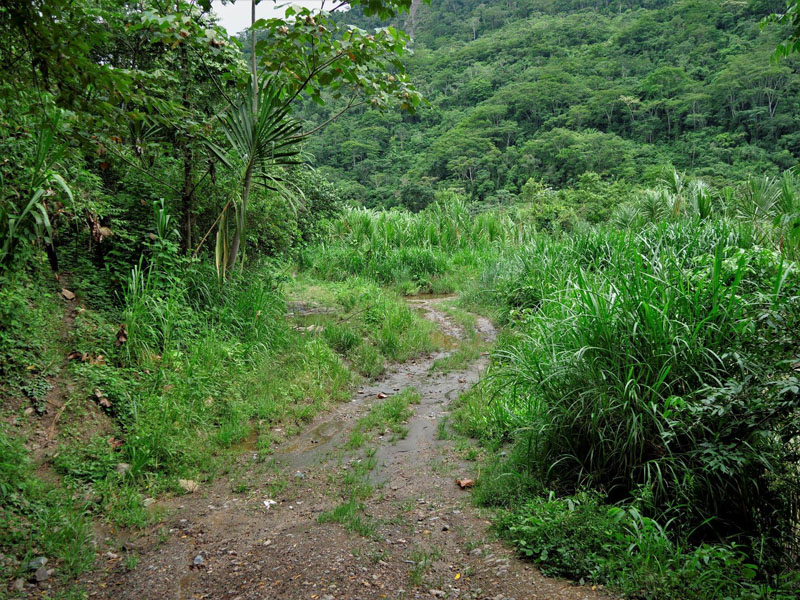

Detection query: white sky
(212, 1), (326, 35)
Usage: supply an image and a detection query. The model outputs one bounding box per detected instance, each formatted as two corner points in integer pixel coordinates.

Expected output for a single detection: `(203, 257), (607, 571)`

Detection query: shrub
(495, 492), (795, 600)
(464, 218), (800, 577)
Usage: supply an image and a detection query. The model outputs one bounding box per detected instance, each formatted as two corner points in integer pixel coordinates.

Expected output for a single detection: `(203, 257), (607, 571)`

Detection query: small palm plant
(662, 167), (686, 217)
(1, 115), (72, 270)
(689, 180), (713, 220)
(638, 189), (670, 223)
(207, 78), (303, 279)
(738, 175), (779, 221)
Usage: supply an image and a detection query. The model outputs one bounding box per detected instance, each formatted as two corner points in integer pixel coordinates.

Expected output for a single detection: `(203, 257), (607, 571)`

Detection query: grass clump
(408, 545), (442, 586)
(346, 388), (421, 449)
(319, 452), (379, 538)
(318, 497), (377, 538)
(0, 427), (95, 582)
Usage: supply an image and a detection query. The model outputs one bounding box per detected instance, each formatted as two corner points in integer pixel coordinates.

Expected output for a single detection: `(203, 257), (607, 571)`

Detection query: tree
(204, 0), (423, 271)
(764, 1), (800, 58)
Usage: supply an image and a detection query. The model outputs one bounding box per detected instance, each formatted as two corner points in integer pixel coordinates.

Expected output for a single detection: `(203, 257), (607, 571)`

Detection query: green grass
(0, 426), (96, 583)
(298, 197), (530, 293)
(430, 343), (484, 373)
(319, 451), (379, 538)
(496, 492), (799, 600)
(408, 545), (443, 586)
(453, 217), (800, 597)
(346, 388), (421, 449)
(287, 276), (438, 376)
(318, 497), (377, 538)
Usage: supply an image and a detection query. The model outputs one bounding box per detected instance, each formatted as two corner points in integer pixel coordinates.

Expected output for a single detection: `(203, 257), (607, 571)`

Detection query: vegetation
(449, 183), (800, 596)
(347, 387), (421, 448)
(306, 0), (800, 210)
(2, 0), (800, 598)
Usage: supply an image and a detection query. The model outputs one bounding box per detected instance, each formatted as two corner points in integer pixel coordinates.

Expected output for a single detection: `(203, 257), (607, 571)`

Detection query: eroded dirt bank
(79, 298), (611, 600)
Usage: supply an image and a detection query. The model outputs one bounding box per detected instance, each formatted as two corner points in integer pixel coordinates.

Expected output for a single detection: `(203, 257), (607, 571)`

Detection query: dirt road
(80, 298), (611, 600)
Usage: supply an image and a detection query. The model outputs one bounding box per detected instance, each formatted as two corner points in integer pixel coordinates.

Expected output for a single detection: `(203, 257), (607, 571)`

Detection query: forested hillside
(303, 0), (800, 211)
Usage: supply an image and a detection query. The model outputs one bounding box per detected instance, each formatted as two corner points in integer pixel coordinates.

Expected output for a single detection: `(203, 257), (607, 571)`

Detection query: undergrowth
(453, 216), (800, 598)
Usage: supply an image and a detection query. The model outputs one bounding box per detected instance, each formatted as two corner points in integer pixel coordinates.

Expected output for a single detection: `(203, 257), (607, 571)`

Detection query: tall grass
(300, 194), (537, 292)
(81, 260), (353, 484)
(459, 217), (800, 578)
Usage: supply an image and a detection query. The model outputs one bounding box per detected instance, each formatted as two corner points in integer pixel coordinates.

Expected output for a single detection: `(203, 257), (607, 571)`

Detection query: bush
(462, 217), (800, 580)
(496, 492), (800, 600)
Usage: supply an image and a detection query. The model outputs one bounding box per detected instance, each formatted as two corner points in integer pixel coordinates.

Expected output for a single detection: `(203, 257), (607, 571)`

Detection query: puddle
(430, 329), (460, 350)
(277, 419), (346, 455)
(232, 428), (259, 452)
(290, 313), (333, 326)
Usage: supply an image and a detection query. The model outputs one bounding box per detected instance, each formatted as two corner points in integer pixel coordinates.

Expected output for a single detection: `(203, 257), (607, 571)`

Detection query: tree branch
(290, 95), (366, 140)
(280, 52), (347, 110)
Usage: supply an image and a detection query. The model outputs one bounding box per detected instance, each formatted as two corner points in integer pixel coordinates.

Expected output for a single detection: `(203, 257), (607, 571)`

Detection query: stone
(27, 557), (47, 570)
(13, 578), (25, 592)
(34, 566), (50, 582)
(179, 479), (199, 493)
(193, 554), (204, 567)
(115, 463), (131, 475)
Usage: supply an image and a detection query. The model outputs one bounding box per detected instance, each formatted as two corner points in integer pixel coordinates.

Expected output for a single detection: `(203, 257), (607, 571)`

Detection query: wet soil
(77, 298), (613, 600)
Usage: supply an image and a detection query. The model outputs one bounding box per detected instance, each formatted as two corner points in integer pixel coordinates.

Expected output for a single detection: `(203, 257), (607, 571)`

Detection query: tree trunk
(226, 165), (252, 270)
(181, 145), (193, 252)
(224, 0), (258, 270)
(179, 41), (193, 253)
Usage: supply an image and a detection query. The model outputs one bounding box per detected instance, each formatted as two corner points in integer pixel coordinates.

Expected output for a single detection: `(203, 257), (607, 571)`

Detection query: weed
(0, 427), (95, 581)
(318, 498), (377, 538)
(347, 388), (421, 448)
(369, 548), (389, 563)
(408, 545), (442, 586)
(436, 416), (453, 440)
(124, 551), (139, 571)
(157, 527), (169, 546)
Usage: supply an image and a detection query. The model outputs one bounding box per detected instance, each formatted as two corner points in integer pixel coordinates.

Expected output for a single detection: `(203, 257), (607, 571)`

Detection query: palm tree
(201, 0), (306, 279)
(207, 79), (303, 277)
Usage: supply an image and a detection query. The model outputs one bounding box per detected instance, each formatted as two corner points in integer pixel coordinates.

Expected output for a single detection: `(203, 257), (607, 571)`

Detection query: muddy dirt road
(80, 298), (611, 600)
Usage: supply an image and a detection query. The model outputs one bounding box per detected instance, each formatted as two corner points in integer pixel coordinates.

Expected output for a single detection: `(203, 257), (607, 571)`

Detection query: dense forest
(1, 0), (800, 599)
(303, 0), (800, 213)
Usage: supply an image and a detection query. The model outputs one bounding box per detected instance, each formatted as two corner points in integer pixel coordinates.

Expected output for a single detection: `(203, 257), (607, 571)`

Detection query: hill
(300, 0), (800, 210)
